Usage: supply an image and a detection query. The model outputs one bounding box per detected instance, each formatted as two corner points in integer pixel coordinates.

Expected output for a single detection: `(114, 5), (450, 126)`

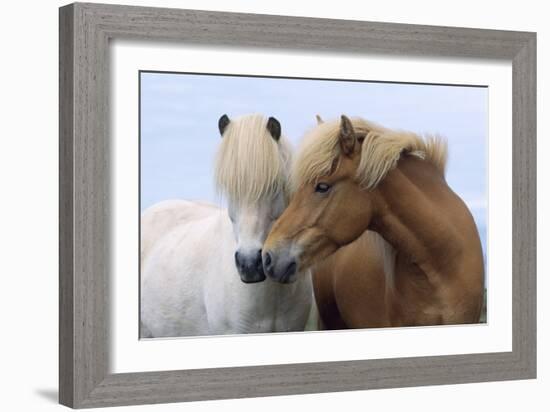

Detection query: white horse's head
(215, 114), (291, 283)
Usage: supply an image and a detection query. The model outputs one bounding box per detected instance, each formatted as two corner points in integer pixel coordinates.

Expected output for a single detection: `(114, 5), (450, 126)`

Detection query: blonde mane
(215, 114), (292, 203)
(292, 117), (448, 190)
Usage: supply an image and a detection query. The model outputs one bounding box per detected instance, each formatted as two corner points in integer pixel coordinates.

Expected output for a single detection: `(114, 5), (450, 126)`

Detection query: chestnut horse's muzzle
(262, 249), (298, 284)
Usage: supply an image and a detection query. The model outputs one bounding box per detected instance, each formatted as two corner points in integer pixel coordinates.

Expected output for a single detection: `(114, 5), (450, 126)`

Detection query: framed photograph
(59, 2), (536, 408)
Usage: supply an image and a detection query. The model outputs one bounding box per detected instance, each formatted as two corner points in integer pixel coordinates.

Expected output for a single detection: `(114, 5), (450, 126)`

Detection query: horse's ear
(218, 114), (230, 137)
(315, 114), (324, 125)
(266, 116), (281, 141)
(339, 115), (356, 156)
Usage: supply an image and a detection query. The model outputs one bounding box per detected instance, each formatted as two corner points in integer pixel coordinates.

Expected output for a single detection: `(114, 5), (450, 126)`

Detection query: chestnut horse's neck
(370, 157), (461, 284)
(366, 156), (485, 326)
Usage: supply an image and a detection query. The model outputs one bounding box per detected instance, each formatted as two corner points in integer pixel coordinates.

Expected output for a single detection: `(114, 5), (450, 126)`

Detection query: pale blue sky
(140, 72), (487, 255)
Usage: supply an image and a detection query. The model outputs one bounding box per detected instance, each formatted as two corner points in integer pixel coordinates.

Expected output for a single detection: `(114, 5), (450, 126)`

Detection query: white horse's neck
(205, 211), (312, 333)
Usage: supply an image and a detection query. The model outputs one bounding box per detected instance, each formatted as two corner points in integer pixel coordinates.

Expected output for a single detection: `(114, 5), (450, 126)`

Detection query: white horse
(140, 114), (313, 338)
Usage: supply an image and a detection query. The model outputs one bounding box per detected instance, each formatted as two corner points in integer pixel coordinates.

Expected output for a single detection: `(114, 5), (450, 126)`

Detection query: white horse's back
(141, 200), (218, 265)
(141, 203), (230, 337)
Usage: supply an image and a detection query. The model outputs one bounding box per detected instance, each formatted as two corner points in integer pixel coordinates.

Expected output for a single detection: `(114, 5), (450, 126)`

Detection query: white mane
(214, 114), (292, 203)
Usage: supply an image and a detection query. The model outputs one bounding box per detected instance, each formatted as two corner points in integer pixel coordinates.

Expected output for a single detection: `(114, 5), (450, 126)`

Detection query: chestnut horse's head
(262, 115), (447, 283)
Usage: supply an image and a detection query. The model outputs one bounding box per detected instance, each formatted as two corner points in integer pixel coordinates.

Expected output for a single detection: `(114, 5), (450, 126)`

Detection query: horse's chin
(276, 273), (298, 284)
(239, 272), (267, 284)
(265, 269), (299, 285)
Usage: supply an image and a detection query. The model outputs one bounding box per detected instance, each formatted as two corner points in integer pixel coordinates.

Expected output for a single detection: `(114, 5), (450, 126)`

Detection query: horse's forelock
(214, 114), (291, 204)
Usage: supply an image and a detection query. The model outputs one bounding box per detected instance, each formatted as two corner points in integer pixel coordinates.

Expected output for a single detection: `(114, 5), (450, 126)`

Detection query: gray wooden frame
(59, 2), (536, 408)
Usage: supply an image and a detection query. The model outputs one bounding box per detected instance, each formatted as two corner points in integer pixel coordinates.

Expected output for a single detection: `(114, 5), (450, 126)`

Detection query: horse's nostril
(286, 261), (297, 278)
(264, 252), (272, 268)
(255, 250), (263, 267)
(235, 251), (243, 269)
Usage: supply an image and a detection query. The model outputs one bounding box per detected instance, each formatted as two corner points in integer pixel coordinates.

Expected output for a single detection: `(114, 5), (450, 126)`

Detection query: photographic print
(139, 71), (487, 339)
(59, 6), (536, 406)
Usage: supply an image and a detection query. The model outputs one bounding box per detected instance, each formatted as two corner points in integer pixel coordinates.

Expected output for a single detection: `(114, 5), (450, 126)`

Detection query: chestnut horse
(263, 115), (484, 328)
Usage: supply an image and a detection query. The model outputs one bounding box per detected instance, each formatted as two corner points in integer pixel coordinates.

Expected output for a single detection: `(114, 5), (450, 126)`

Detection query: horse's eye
(315, 182), (331, 194)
